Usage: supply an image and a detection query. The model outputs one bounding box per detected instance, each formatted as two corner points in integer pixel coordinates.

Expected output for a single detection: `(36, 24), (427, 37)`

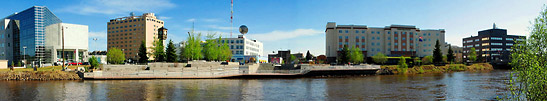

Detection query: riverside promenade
(82, 61), (381, 80)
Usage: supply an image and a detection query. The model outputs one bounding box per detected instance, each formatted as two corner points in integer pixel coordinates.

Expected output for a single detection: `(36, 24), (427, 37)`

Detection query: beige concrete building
(325, 22), (446, 60)
(107, 13), (165, 61)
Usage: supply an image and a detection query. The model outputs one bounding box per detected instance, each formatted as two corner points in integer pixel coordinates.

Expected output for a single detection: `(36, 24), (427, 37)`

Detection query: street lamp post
(62, 26), (67, 71)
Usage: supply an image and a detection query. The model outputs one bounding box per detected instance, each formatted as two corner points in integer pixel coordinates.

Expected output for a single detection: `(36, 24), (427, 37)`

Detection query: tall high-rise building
(462, 24), (525, 64)
(0, 6), (89, 64)
(325, 22), (446, 61)
(107, 13), (165, 61)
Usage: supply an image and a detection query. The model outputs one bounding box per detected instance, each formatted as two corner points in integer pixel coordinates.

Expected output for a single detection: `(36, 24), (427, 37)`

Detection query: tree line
(107, 32), (232, 64)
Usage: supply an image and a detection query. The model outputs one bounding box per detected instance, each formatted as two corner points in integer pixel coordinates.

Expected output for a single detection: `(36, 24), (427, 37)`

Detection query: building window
(491, 43), (503, 45)
(338, 30), (342, 33)
(506, 38), (513, 41)
(388, 43), (391, 46)
(395, 37), (398, 40)
(362, 30), (366, 33)
(377, 31), (380, 34)
(388, 32), (391, 34)
(506, 43), (513, 46)
(491, 37), (503, 40)
(402, 49), (406, 51)
(345, 30), (349, 33)
(402, 43), (406, 46)
(395, 43), (398, 46)
(402, 37), (406, 40)
(356, 30), (359, 33)
(403, 32), (406, 35)
(388, 37), (391, 40)
(394, 31), (398, 34)
(482, 43), (489, 46)
(482, 37), (489, 40)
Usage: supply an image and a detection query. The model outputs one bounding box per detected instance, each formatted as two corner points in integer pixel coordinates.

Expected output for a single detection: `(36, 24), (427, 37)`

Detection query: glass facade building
(5, 6), (62, 63)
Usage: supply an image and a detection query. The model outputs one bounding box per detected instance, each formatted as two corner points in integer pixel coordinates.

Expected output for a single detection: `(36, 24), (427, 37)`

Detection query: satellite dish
(239, 25), (248, 35)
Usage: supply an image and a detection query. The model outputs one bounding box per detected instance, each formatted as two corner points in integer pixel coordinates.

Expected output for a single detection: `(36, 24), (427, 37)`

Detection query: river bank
(379, 63), (494, 75)
(0, 66), (84, 80)
(0, 71), (81, 80)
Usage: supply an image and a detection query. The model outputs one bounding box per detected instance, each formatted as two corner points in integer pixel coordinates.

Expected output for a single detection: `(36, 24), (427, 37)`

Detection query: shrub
(397, 56), (408, 74)
(448, 64), (465, 71)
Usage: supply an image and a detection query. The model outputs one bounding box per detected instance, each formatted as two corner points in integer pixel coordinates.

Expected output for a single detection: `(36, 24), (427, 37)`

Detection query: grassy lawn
(0, 65), (90, 72)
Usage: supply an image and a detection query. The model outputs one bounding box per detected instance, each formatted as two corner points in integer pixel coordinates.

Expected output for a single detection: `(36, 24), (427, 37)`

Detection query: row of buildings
(107, 13), (263, 63)
(325, 22), (524, 64)
(0, 6), (89, 66)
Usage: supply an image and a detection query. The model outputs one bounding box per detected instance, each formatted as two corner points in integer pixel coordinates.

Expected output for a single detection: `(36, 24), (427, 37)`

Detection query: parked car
(69, 62), (82, 65)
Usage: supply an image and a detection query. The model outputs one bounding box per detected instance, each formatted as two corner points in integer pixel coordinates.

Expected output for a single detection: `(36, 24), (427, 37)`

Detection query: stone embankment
(379, 63), (494, 75)
(0, 71), (81, 80)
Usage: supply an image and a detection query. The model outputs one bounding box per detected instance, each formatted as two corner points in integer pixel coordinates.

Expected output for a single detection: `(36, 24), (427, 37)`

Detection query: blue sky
(1, 0), (544, 57)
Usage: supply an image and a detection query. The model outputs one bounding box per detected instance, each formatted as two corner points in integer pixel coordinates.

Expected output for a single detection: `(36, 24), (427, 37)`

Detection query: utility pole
(62, 26), (66, 71)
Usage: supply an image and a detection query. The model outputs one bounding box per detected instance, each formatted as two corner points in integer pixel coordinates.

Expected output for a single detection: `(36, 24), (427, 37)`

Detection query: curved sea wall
(0, 71), (81, 80)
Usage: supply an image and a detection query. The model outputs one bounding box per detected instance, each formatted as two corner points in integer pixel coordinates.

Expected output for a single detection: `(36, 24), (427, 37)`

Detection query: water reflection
(0, 70), (510, 100)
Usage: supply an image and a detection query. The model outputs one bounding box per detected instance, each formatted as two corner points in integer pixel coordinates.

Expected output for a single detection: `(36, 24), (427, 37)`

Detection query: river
(0, 70), (510, 100)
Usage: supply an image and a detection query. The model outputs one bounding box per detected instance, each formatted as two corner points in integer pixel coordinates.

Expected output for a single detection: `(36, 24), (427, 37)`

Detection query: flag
(419, 36), (423, 42)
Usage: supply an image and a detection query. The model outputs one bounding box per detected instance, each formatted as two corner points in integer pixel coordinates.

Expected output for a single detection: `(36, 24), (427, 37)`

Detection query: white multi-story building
(45, 23), (89, 63)
(325, 22), (446, 60)
(218, 35), (263, 62)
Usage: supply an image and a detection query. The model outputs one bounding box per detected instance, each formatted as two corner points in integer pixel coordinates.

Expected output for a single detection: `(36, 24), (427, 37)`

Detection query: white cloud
(158, 16), (172, 20)
(89, 31), (106, 38)
(61, 0), (176, 15)
(186, 18), (196, 22)
(206, 25), (235, 30)
(246, 29), (323, 41)
(202, 18), (221, 22)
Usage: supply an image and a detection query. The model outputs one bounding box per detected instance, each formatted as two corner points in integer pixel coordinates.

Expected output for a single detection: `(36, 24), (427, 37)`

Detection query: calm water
(0, 70), (510, 100)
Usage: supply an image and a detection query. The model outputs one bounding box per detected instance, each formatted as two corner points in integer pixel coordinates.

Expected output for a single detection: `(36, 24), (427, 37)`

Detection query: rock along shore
(0, 71), (81, 81)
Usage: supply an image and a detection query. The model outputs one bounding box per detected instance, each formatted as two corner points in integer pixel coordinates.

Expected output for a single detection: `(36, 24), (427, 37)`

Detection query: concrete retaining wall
(103, 65), (147, 72)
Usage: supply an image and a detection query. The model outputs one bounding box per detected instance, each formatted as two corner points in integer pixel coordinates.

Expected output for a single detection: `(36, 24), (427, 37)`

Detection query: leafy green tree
(166, 40), (177, 62)
(422, 56), (433, 65)
(290, 54), (297, 64)
(218, 36), (232, 61)
(138, 40), (148, 64)
(203, 33), (220, 61)
(348, 46), (364, 64)
(447, 46), (454, 63)
(183, 32), (203, 60)
(151, 39), (166, 62)
(16, 61), (21, 67)
(413, 57), (421, 65)
(337, 45), (350, 64)
(504, 6), (547, 100)
(397, 56), (408, 74)
(433, 40), (443, 63)
(469, 47), (477, 62)
(88, 56), (99, 69)
(107, 47), (125, 64)
(372, 52), (388, 65)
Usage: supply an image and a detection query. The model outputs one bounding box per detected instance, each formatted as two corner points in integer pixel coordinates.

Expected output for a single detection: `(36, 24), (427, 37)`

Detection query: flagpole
(230, 0), (233, 38)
